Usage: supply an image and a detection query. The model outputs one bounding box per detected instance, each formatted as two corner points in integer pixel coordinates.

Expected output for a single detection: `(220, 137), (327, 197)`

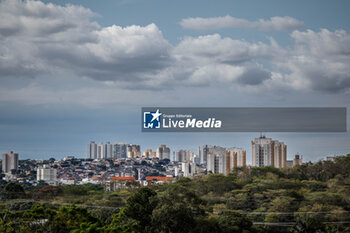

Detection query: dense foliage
(1, 154), (350, 232)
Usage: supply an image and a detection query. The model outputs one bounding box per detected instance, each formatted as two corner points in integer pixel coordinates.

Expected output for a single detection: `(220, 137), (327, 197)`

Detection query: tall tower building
(113, 143), (127, 159)
(143, 149), (156, 158)
(274, 141), (287, 168)
(87, 141), (97, 159)
(175, 150), (194, 162)
(156, 145), (170, 160)
(198, 145), (213, 165)
(127, 144), (141, 158)
(182, 161), (196, 177)
(206, 146), (227, 174)
(105, 142), (113, 159)
(97, 142), (105, 160)
(252, 136), (287, 168)
(227, 148), (247, 168)
(2, 151), (19, 173)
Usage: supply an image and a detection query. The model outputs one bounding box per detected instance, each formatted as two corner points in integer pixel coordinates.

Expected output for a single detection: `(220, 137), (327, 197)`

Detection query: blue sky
(0, 0), (349, 162)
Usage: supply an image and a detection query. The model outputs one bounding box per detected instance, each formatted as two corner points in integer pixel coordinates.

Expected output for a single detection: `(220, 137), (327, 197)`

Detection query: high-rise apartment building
(226, 147), (247, 168)
(37, 165), (57, 186)
(182, 161), (196, 177)
(198, 145), (213, 165)
(2, 151), (19, 173)
(143, 149), (156, 158)
(206, 146), (247, 175)
(251, 136), (287, 168)
(113, 143), (127, 159)
(105, 142), (113, 159)
(156, 145), (170, 160)
(87, 141), (97, 159)
(127, 144), (141, 158)
(206, 146), (227, 174)
(97, 142), (105, 160)
(175, 150), (194, 162)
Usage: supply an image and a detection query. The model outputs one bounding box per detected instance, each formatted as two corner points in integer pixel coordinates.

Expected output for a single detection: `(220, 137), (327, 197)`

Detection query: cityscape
(1, 135), (320, 191)
(0, 0), (349, 232)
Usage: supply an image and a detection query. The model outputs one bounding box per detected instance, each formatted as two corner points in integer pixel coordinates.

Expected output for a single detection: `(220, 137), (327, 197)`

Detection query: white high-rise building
(182, 161), (196, 177)
(37, 165), (57, 186)
(105, 142), (113, 159)
(206, 146), (247, 175)
(156, 145), (170, 160)
(206, 146), (227, 174)
(273, 141), (287, 168)
(97, 142), (105, 160)
(175, 150), (194, 162)
(252, 136), (287, 168)
(2, 151), (19, 173)
(226, 148), (246, 168)
(87, 141), (97, 159)
(198, 145), (214, 165)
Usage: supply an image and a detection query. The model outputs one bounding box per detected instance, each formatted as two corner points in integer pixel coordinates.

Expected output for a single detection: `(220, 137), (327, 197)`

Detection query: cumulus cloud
(0, 0), (350, 95)
(172, 34), (273, 86)
(179, 15), (304, 31)
(281, 29), (350, 93)
(0, 0), (172, 84)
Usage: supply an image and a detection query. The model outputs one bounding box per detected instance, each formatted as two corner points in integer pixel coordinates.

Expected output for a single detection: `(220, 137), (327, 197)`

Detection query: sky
(0, 0), (349, 163)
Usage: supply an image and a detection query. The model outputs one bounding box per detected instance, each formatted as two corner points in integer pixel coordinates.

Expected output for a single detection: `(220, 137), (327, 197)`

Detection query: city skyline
(0, 0), (349, 162)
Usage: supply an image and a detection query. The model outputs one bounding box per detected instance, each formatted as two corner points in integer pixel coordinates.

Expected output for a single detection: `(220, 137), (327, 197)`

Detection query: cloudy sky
(0, 0), (349, 162)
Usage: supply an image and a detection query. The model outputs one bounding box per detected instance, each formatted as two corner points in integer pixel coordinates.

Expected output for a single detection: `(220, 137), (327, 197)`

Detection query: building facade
(156, 145), (170, 160)
(181, 161), (196, 177)
(252, 136), (287, 168)
(113, 143), (127, 159)
(175, 150), (195, 162)
(143, 149), (156, 158)
(127, 144), (141, 158)
(198, 145), (213, 165)
(2, 151), (19, 173)
(87, 141), (97, 159)
(226, 147), (247, 168)
(206, 146), (227, 174)
(97, 142), (105, 160)
(293, 154), (303, 167)
(37, 165), (57, 185)
(105, 142), (113, 159)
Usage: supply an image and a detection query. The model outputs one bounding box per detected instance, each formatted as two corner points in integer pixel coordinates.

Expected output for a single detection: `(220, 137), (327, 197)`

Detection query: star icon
(151, 109), (162, 122)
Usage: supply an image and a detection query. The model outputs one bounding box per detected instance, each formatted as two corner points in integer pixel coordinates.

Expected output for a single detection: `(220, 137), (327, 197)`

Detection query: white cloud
(0, 0), (350, 97)
(0, 0), (172, 83)
(172, 34), (273, 86)
(281, 29), (350, 93)
(179, 15), (304, 31)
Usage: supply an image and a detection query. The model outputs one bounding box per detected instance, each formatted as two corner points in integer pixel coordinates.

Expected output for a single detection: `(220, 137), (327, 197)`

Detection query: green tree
(217, 210), (255, 233)
(50, 206), (100, 232)
(104, 208), (138, 233)
(291, 216), (325, 233)
(124, 187), (157, 232)
(151, 184), (206, 233)
(1, 182), (26, 199)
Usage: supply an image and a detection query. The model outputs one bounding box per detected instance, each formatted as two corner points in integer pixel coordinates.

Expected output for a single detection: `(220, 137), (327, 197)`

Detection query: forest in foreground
(1, 154), (350, 233)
